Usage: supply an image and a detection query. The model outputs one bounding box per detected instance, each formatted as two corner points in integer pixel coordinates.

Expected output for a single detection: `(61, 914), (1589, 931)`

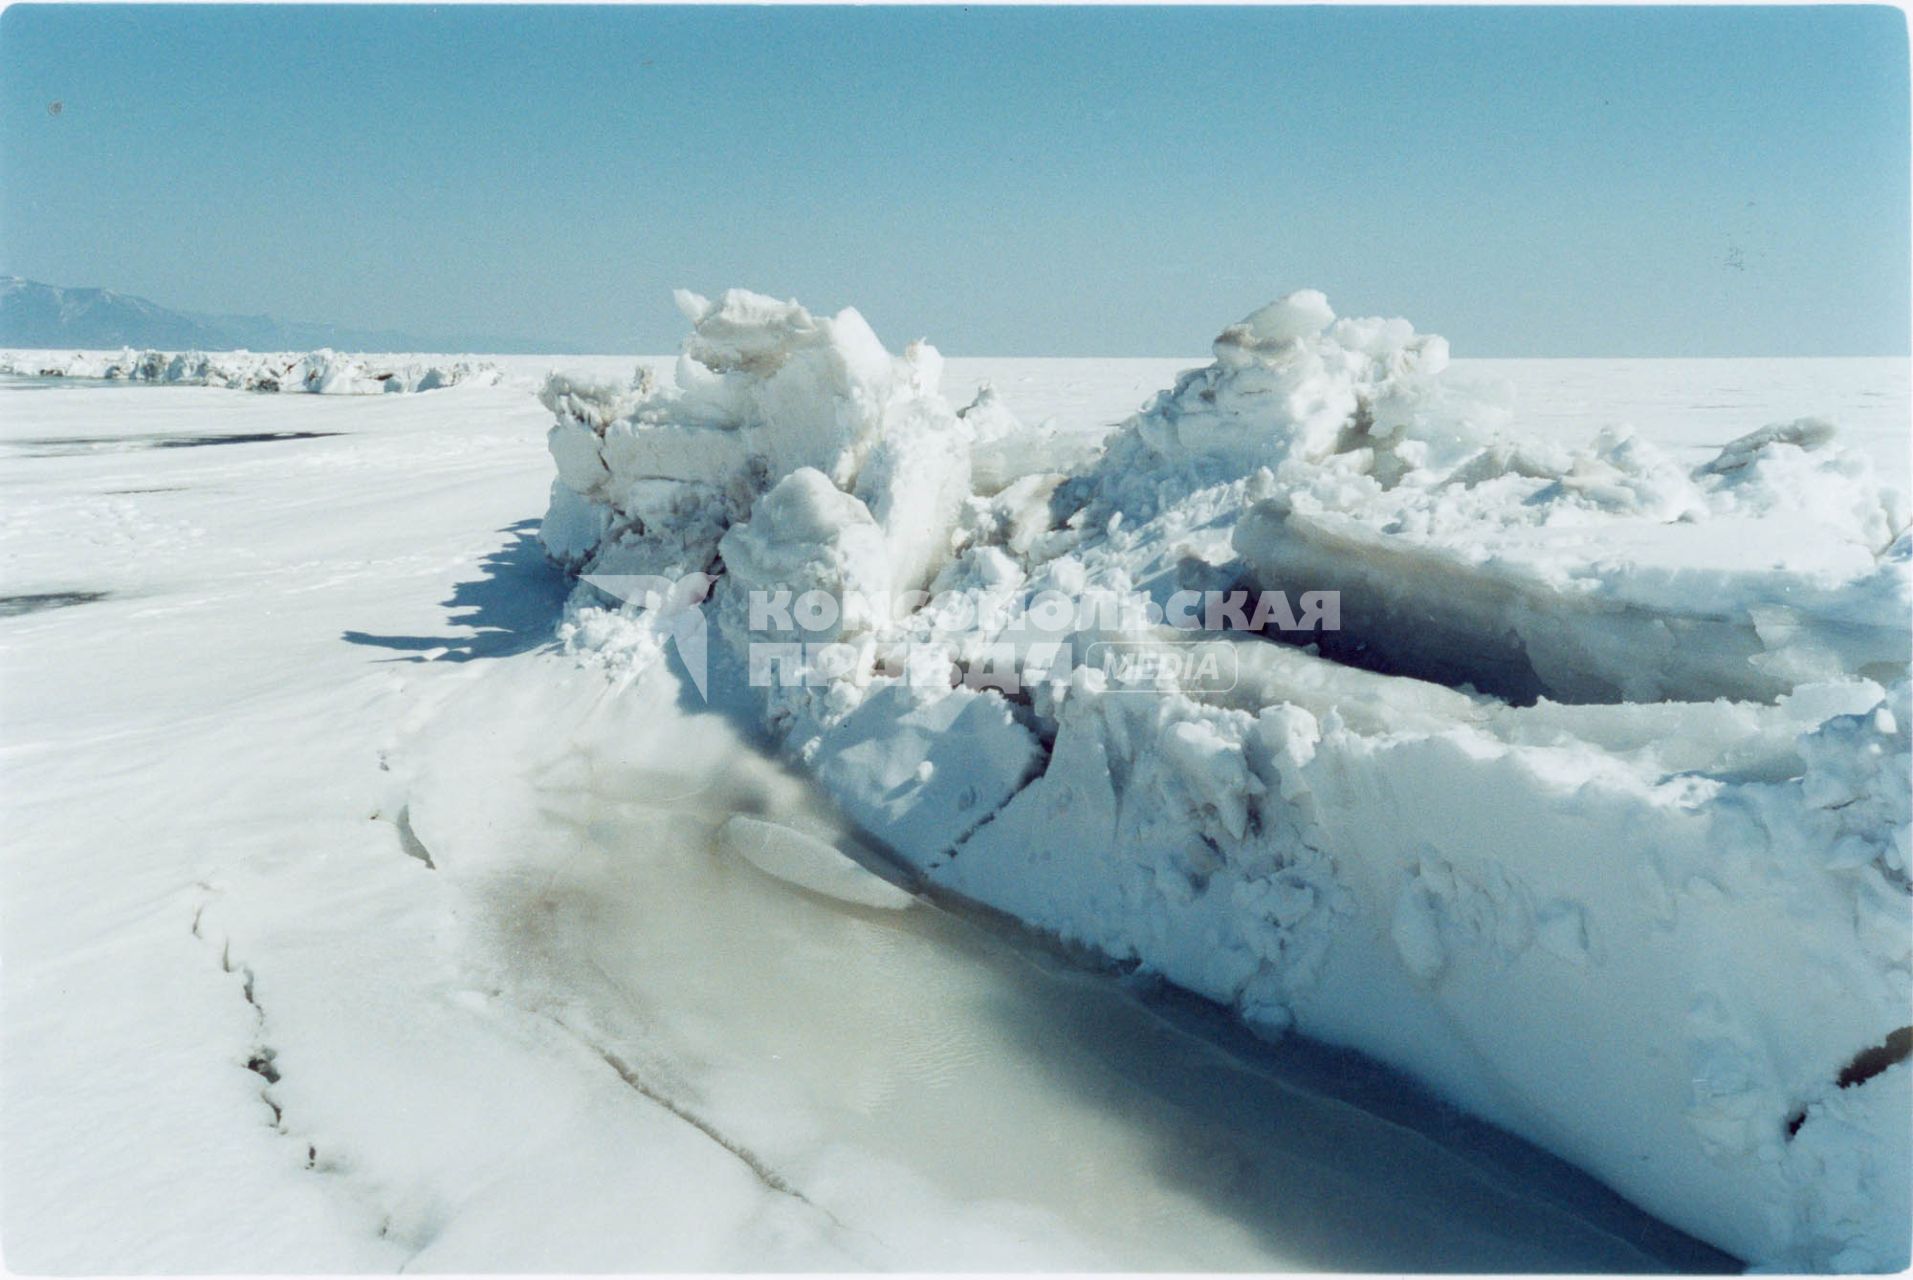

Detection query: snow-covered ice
(1, 297), (1905, 1272)
(2, 363), (1749, 1273)
(536, 289), (1911, 1271)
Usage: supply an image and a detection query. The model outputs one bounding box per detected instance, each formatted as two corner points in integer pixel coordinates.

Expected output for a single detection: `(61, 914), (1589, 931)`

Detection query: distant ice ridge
(539, 286), (1911, 1271)
(0, 347), (501, 393)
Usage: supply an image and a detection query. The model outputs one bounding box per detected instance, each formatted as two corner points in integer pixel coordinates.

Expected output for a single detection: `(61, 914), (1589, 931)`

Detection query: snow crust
(541, 288), (1912, 1270)
(0, 347), (500, 393)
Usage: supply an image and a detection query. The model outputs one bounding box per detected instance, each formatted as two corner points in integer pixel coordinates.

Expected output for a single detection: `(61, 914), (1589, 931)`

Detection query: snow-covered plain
(0, 322), (1905, 1271)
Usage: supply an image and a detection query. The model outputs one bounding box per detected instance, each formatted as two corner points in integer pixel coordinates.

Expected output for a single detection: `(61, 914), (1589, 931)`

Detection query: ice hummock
(539, 286), (1911, 1271)
(1086, 289), (1908, 703)
(0, 347), (500, 393)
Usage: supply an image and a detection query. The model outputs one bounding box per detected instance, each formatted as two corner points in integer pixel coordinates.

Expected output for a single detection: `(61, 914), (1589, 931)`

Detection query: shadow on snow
(343, 519), (570, 663)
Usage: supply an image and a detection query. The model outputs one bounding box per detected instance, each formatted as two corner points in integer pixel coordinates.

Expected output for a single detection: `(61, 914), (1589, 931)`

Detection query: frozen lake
(2, 356), (1903, 1270)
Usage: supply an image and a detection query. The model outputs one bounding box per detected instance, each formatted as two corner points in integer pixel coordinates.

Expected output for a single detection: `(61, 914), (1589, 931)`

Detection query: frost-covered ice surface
(2, 369), (1755, 1271)
(0, 346), (500, 393)
(540, 289), (1910, 1271)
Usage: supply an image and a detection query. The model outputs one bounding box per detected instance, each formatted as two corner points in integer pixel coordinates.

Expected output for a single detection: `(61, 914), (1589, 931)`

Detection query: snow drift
(0, 347), (500, 393)
(539, 287), (1911, 1270)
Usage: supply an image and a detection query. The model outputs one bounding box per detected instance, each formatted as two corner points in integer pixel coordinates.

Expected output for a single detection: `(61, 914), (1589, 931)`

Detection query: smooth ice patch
(716, 815), (915, 909)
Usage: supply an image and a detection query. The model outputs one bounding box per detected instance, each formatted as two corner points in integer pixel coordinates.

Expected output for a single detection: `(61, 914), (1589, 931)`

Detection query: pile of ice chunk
(0, 347), (500, 393)
(540, 286), (1910, 1271)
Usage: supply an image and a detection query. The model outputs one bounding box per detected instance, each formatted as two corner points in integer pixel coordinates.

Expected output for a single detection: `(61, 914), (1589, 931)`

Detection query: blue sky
(2, 4), (1907, 355)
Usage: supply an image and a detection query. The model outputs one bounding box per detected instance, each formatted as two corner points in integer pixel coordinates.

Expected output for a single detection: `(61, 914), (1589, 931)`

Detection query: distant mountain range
(0, 276), (565, 354)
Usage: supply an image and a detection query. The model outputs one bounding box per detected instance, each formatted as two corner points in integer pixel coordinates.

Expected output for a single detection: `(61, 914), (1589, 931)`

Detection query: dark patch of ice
(0, 591), (108, 617)
(7, 431), (341, 457)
